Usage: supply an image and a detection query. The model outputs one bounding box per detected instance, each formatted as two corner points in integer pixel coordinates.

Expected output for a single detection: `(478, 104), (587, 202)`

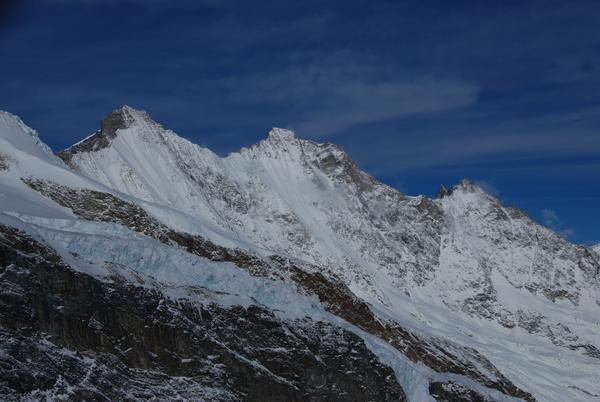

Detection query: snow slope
(61, 106), (600, 330)
(2, 106), (600, 401)
(0, 111), (497, 401)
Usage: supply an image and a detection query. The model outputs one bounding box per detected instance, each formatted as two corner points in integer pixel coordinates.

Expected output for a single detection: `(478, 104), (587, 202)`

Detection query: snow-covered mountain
(1, 106), (599, 401)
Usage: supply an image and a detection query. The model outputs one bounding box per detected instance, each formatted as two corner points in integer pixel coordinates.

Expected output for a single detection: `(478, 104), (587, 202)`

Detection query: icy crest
(0, 110), (56, 160)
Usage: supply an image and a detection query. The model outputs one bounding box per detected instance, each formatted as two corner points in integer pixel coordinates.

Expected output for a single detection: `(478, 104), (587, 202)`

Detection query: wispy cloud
(474, 179), (500, 198)
(541, 208), (575, 238)
(297, 76), (477, 135)
(217, 56), (478, 136)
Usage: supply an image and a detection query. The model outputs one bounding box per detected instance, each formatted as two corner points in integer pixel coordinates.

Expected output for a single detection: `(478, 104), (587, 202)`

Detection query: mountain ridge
(1, 106), (599, 401)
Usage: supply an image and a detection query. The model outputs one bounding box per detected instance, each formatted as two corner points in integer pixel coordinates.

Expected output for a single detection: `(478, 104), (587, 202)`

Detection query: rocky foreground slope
(0, 107), (599, 401)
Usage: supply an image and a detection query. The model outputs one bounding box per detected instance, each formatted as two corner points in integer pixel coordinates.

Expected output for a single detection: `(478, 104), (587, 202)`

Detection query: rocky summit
(0, 106), (598, 401)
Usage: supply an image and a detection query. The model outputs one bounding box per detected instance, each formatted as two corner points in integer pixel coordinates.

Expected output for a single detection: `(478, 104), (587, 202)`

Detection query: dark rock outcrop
(436, 185), (448, 199)
(429, 381), (492, 402)
(57, 106), (139, 165)
(0, 224), (406, 401)
(0, 154), (8, 170)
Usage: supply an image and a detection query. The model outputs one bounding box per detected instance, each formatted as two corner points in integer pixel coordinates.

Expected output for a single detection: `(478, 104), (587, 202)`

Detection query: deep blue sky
(1, 0), (599, 244)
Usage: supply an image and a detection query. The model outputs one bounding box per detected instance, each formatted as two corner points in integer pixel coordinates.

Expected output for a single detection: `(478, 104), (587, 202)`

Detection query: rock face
(0, 224), (405, 401)
(1, 106), (599, 401)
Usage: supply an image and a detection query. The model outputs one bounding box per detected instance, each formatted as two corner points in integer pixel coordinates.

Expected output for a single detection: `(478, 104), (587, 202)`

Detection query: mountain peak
(443, 178), (503, 209)
(235, 127), (301, 157)
(100, 105), (153, 134)
(267, 127), (296, 142)
(58, 106), (157, 165)
(100, 106), (135, 136)
(447, 178), (486, 195)
(436, 184), (449, 198)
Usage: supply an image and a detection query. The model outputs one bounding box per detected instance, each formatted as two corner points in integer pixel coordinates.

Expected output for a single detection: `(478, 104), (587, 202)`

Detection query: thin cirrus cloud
(219, 63), (479, 136)
(296, 78), (478, 136)
(344, 128), (600, 176)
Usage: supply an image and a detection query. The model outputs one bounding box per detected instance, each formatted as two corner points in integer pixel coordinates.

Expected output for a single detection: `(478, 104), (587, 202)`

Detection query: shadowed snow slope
(1, 106), (599, 401)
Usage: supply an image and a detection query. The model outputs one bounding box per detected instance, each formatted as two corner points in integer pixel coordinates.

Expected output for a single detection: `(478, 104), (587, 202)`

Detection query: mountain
(1, 106), (599, 401)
